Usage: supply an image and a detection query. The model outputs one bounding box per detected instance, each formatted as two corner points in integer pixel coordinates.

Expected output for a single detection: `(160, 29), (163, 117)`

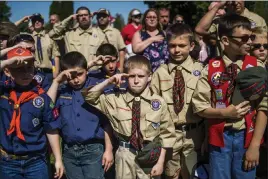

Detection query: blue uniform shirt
(0, 76), (59, 156)
(55, 75), (110, 145)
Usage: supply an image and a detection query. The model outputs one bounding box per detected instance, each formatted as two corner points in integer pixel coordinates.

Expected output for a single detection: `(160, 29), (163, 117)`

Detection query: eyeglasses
(132, 14), (141, 19)
(176, 20), (184, 24)
(146, 16), (157, 20)
(228, 34), (256, 43)
(97, 14), (108, 19)
(77, 14), (89, 17)
(251, 43), (268, 50)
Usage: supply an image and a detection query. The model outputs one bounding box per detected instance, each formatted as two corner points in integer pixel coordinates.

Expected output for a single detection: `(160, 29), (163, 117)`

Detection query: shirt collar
(99, 26), (112, 33)
(33, 30), (45, 37)
(125, 86), (151, 103)
(222, 55), (243, 70)
(78, 27), (93, 35)
(168, 55), (194, 73)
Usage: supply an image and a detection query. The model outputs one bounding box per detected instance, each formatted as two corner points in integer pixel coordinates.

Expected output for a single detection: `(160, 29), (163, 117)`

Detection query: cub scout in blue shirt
(0, 47), (64, 179)
(47, 51), (114, 179)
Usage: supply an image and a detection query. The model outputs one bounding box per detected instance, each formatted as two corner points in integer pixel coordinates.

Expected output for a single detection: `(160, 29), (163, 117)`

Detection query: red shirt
(121, 24), (142, 45)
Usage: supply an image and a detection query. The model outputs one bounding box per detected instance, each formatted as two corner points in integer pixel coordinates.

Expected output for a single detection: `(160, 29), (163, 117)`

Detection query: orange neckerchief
(7, 84), (45, 141)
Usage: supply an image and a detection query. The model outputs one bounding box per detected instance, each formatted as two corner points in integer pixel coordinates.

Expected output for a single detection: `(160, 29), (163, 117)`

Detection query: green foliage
(49, 1), (74, 22)
(113, 13), (125, 31)
(254, 1), (268, 23)
(0, 1), (11, 22)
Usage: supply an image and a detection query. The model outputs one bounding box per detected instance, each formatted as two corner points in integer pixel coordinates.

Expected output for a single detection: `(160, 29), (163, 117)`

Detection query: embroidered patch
(53, 108), (59, 119)
(193, 70), (201, 76)
(249, 123), (254, 133)
(215, 89), (223, 100)
(32, 118), (40, 127)
(212, 61), (220, 68)
(15, 48), (26, 55)
(251, 21), (256, 29)
(151, 122), (160, 129)
(49, 101), (55, 109)
(93, 34), (97, 38)
(216, 102), (226, 109)
(33, 96), (44, 108)
(211, 72), (222, 86)
(33, 75), (43, 83)
(151, 99), (161, 111)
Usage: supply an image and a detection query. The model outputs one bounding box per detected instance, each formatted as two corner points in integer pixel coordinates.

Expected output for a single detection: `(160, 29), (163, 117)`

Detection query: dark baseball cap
(31, 13), (44, 23)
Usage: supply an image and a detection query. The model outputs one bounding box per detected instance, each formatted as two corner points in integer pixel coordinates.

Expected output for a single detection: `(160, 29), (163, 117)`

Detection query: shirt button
(77, 128), (80, 131)
(77, 113), (80, 117)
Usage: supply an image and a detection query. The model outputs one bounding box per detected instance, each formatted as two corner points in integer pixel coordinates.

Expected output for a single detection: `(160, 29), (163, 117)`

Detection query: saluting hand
(88, 55), (114, 69)
(54, 69), (77, 84)
(108, 73), (129, 86)
(102, 149), (114, 172)
(3, 55), (34, 68)
(224, 101), (251, 119)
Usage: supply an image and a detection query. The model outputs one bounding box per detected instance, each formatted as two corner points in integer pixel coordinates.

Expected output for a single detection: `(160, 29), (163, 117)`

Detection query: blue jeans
(209, 129), (256, 179)
(63, 143), (104, 179)
(0, 155), (48, 179)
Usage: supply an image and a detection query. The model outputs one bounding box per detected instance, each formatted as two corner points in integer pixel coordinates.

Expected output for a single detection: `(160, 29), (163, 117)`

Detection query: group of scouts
(0, 1), (268, 179)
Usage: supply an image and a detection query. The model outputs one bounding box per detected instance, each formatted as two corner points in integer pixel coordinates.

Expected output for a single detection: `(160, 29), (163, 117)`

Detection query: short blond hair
(124, 55), (152, 74)
(252, 27), (267, 38)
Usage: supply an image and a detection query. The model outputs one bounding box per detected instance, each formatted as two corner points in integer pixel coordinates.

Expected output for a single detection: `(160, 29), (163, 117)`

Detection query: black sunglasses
(132, 14), (141, 19)
(228, 34), (256, 43)
(251, 43), (268, 50)
(97, 13), (108, 19)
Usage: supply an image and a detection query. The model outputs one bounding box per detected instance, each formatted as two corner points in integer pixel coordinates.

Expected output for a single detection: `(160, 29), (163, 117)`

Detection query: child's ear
(221, 35), (229, 46)
(189, 41), (195, 52)
(3, 68), (11, 77)
(148, 72), (152, 82)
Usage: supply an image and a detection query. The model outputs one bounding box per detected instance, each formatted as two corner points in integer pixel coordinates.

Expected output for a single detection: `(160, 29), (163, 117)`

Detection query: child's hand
(88, 55), (114, 69)
(108, 73), (129, 86)
(102, 149), (114, 172)
(3, 55), (33, 68)
(54, 69), (77, 84)
(150, 162), (164, 176)
(244, 145), (260, 171)
(223, 101), (251, 119)
(54, 159), (64, 179)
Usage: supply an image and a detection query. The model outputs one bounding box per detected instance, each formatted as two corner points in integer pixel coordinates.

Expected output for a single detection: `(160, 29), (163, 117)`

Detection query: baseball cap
(132, 10), (141, 16)
(96, 8), (110, 16)
(7, 47), (34, 60)
(31, 13), (44, 23)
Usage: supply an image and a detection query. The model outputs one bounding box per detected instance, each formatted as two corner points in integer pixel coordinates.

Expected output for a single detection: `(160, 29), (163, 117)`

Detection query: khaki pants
(115, 146), (161, 179)
(165, 124), (205, 177)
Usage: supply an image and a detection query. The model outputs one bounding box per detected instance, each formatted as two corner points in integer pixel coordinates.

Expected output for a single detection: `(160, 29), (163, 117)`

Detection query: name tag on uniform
(151, 122), (160, 129)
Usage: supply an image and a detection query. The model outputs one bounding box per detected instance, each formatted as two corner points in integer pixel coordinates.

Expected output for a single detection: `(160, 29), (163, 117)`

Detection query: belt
(64, 138), (104, 149)
(175, 120), (204, 131)
(119, 141), (139, 155)
(0, 148), (30, 160)
(38, 68), (52, 73)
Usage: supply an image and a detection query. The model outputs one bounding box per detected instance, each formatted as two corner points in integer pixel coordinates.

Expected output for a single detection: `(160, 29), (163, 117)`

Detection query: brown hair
(141, 8), (162, 31)
(124, 55), (152, 74)
(127, 9), (141, 24)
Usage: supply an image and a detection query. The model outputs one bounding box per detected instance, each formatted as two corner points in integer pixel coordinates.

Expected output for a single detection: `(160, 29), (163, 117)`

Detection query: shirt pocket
(112, 111), (132, 136)
(144, 112), (161, 138)
(186, 79), (197, 104)
(159, 80), (174, 104)
(69, 40), (82, 51)
(59, 99), (73, 120)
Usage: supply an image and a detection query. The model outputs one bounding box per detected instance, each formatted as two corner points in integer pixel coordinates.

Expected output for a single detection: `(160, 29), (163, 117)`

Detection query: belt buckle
(181, 125), (186, 131)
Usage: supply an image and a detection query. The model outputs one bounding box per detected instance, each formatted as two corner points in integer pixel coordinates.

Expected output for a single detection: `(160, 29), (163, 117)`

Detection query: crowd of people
(0, 1), (267, 179)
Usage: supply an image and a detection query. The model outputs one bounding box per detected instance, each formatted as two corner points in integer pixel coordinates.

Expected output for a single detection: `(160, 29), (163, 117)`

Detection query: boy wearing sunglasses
(250, 27), (268, 67)
(192, 14), (267, 179)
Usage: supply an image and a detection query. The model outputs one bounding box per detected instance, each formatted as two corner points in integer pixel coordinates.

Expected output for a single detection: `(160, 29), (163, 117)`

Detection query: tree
(254, 1), (268, 24)
(49, 1), (74, 22)
(113, 13), (125, 31)
(0, 1), (11, 21)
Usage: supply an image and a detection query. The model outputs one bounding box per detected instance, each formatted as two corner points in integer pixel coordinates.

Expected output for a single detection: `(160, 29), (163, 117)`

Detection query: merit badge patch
(211, 72), (221, 86)
(212, 61), (220, 68)
(33, 96), (44, 108)
(151, 99), (161, 111)
(93, 34), (97, 38)
(151, 122), (160, 129)
(216, 102), (226, 109)
(33, 75), (43, 84)
(193, 70), (201, 76)
(32, 118), (40, 127)
(215, 89), (223, 100)
(49, 101), (55, 109)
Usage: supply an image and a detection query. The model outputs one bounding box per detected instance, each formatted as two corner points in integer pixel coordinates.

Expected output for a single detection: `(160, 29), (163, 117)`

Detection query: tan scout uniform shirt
(49, 16), (106, 62)
(151, 56), (204, 126)
(99, 26), (125, 51)
(192, 55), (266, 130)
(83, 87), (176, 148)
(32, 30), (60, 69)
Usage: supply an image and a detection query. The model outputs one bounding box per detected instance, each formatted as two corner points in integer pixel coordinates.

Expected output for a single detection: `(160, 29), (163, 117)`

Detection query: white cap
(132, 10), (141, 16)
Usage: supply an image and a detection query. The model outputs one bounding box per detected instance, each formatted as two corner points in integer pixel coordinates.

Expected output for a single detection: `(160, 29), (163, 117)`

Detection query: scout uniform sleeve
(192, 65), (212, 113)
(116, 29), (126, 51)
(150, 70), (161, 95)
(51, 39), (61, 59)
(159, 101), (176, 148)
(42, 94), (61, 132)
(49, 15), (73, 38)
(257, 96), (268, 112)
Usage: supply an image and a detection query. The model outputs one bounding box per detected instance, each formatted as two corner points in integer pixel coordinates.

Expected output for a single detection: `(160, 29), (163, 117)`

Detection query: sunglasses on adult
(228, 34), (256, 43)
(132, 14), (141, 19)
(251, 43), (268, 50)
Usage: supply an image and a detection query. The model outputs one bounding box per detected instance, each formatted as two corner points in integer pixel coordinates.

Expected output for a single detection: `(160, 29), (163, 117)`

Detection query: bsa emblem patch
(211, 72), (222, 86)
(212, 61), (220, 68)
(33, 75), (43, 83)
(32, 118), (40, 127)
(193, 70), (201, 76)
(151, 99), (161, 111)
(216, 102), (226, 109)
(33, 96), (44, 108)
(215, 89), (223, 100)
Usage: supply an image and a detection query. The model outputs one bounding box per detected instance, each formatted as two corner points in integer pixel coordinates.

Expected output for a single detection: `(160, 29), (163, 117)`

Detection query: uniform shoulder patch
(151, 99), (161, 111)
(33, 74), (43, 84)
(33, 96), (44, 108)
(212, 60), (221, 68)
(193, 70), (201, 76)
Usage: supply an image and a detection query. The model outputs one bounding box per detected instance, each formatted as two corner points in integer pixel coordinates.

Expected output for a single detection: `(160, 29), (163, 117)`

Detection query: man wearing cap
(49, 6), (106, 66)
(96, 8), (126, 72)
(31, 13), (61, 81)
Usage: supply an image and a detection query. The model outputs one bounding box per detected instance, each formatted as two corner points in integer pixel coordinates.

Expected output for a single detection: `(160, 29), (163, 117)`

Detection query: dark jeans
(63, 143), (104, 179)
(0, 155), (49, 179)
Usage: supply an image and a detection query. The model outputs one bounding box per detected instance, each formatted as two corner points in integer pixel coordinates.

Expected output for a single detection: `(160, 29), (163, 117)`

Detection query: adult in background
(95, 8), (126, 72)
(159, 7), (170, 31)
(31, 13), (61, 81)
(173, 15), (185, 24)
(132, 8), (169, 72)
(121, 9), (142, 57)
